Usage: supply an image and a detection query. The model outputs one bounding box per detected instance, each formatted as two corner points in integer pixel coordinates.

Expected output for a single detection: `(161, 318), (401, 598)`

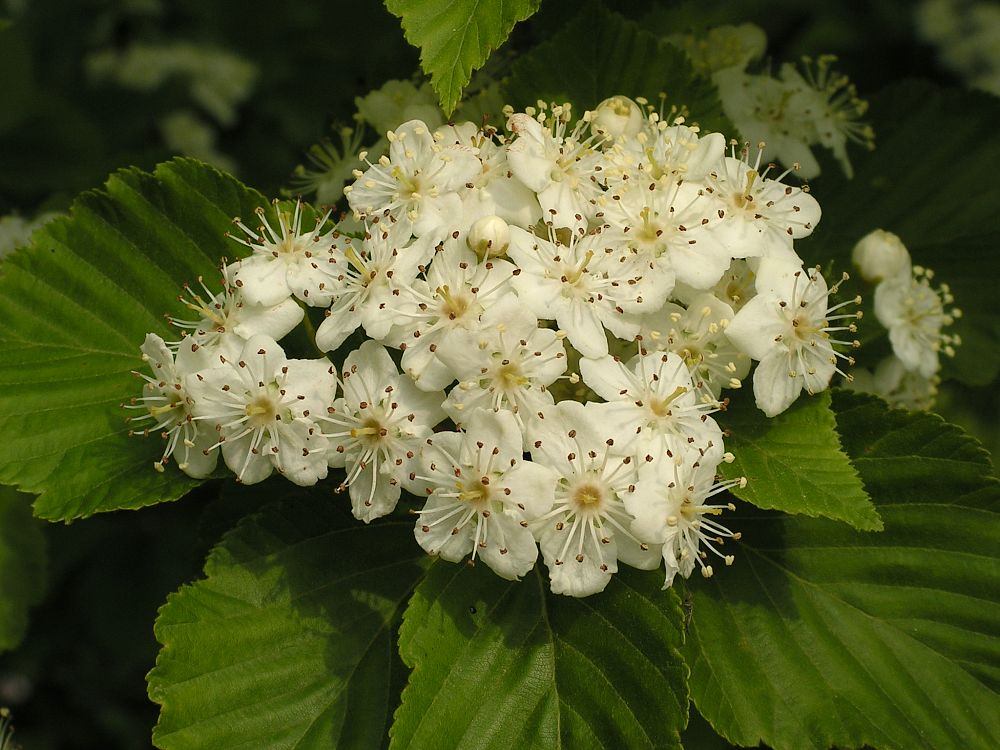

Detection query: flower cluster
(131, 97), (863, 596)
(847, 229), (961, 408)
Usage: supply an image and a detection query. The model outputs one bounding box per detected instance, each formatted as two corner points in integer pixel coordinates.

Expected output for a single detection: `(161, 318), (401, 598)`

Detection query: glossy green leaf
(685, 391), (1000, 750)
(505, 1), (732, 134)
(0, 485), (46, 652)
(391, 564), (688, 750)
(719, 390), (881, 530)
(385, 0), (540, 116)
(0, 158), (265, 520)
(148, 488), (427, 749)
(801, 81), (1000, 385)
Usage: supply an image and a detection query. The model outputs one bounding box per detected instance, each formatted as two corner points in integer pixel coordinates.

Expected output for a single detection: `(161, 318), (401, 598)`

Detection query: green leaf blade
(720, 390), (882, 530)
(385, 0), (540, 116)
(0, 159), (266, 520)
(685, 392), (1000, 750)
(392, 564), (687, 750)
(148, 489), (427, 750)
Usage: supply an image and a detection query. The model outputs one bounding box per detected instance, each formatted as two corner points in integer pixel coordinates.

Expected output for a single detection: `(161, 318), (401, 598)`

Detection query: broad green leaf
(719, 390), (881, 531)
(148, 488), (427, 750)
(0, 158), (266, 520)
(385, 0), (540, 116)
(505, 1), (732, 134)
(685, 391), (1000, 750)
(391, 563), (688, 750)
(801, 81), (1000, 385)
(0, 485), (46, 652)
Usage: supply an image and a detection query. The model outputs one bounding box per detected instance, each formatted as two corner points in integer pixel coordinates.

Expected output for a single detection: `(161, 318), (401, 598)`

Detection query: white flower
(528, 401), (661, 597)
(704, 147), (822, 261)
(507, 225), (673, 358)
(846, 355), (939, 411)
(345, 119), (481, 238)
(605, 121), (726, 185)
(591, 96), (644, 140)
(320, 341), (445, 522)
(413, 408), (555, 580)
(127, 333), (218, 477)
(627, 455), (743, 587)
(314, 224), (434, 352)
(438, 296), (567, 436)
(167, 267), (303, 361)
(725, 259), (860, 416)
(186, 335), (335, 485)
(852, 228), (912, 282)
(505, 105), (608, 230)
(387, 236), (517, 391)
(874, 266), (960, 378)
(579, 350), (724, 462)
(227, 200), (345, 307)
(466, 214), (511, 259)
(638, 293), (750, 399)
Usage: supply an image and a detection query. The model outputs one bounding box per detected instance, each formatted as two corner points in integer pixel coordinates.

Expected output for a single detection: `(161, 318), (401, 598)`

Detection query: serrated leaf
(0, 485), (46, 652)
(801, 81), (1000, 385)
(148, 487), (427, 750)
(719, 390), (881, 531)
(391, 563), (688, 750)
(684, 391), (1000, 750)
(0, 158), (266, 521)
(385, 0), (540, 116)
(505, 1), (732, 134)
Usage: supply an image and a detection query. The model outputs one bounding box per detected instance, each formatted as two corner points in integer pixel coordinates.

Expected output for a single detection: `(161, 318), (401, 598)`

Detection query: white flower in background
(354, 79), (444, 135)
(168, 266), (304, 361)
(290, 125), (367, 206)
(388, 236), (517, 391)
(321, 341), (445, 522)
(638, 293), (750, 399)
(505, 104), (608, 230)
(507, 225), (673, 358)
(705, 146), (822, 262)
(439, 296), (567, 433)
(579, 350), (724, 462)
(0, 211), (60, 259)
(674, 258), (758, 313)
(413, 408), (555, 580)
(726, 258), (861, 416)
(874, 266), (960, 378)
(627, 455), (744, 586)
(345, 119), (481, 238)
(528, 401), (661, 597)
(851, 228), (912, 282)
(127, 333), (218, 477)
(227, 200), (345, 307)
(186, 335), (335, 485)
(315, 223), (434, 352)
(664, 23), (767, 77)
(846, 355), (939, 411)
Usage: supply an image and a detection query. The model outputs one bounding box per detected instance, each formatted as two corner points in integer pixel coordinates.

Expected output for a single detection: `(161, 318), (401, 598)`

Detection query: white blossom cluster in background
(130, 97), (866, 596)
(847, 229), (961, 409)
(666, 23), (875, 179)
(916, 0), (1000, 96)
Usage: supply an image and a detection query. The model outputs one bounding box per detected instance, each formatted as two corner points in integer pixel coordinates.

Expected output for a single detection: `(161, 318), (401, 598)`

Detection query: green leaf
(0, 485), (47, 652)
(685, 391), (1000, 750)
(505, 1), (732, 134)
(391, 563), (688, 750)
(801, 81), (1000, 385)
(148, 487), (427, 750)
(0, 158), (266, 520)
(385, 0), (540, 116)
(719, 390), (882, 531)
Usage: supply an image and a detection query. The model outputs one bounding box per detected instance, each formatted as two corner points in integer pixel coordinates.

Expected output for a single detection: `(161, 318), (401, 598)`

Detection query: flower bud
(851, 229), (912, 282)
(467, 215), (510, 258)
(591, 96), (644, 140)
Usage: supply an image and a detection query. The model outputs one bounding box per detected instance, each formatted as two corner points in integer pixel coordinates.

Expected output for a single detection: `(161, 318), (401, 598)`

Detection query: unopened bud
(591, 96), (644, 140)
(467, 215), (510, 259)
(851, 229), (911, 282)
